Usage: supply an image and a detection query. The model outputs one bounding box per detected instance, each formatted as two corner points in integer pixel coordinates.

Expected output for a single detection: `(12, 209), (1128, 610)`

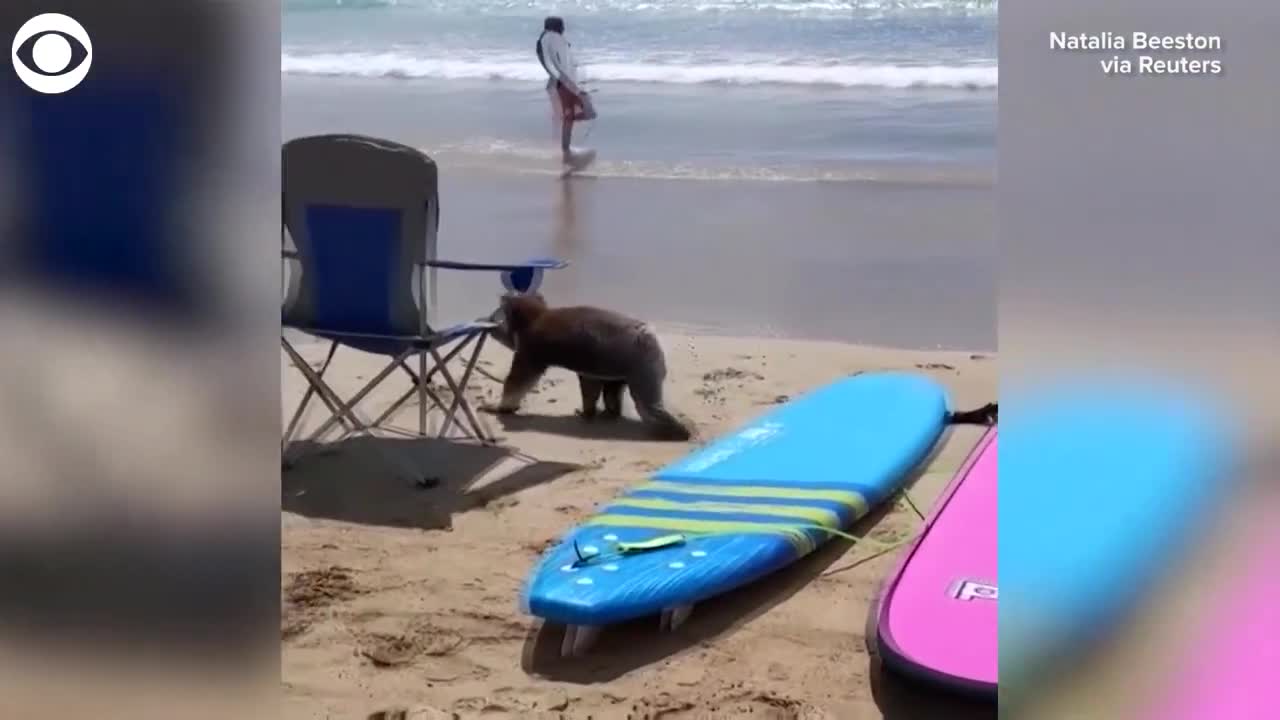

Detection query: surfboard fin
(659, 604), (693, 632)
(560, 624), (600, 658)
(571, 539), (601, 566)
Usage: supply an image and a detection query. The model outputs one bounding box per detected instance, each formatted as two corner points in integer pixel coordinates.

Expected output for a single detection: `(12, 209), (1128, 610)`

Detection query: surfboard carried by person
(536, 16), (597, 171)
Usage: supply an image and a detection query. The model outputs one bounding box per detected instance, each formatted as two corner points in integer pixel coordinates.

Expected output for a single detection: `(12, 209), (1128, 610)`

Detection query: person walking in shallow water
(536, 16), (597, 165)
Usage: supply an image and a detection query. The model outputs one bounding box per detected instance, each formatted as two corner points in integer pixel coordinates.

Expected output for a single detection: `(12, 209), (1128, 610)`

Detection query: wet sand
(414, 167), (993, 351)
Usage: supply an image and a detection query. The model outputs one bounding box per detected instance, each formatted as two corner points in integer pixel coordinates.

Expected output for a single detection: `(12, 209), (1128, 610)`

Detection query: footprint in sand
(702, 367), (764, 383)
(358, 623), (467, 668)
(360, 634), (420, 668)
(367, 707), (459, 720)
(451, 688), (557, 718)
(283, 566), (365, 640)
(626, 691), (824, 720)
(359, 627), (489, 685)
(285, 566), (364, 609)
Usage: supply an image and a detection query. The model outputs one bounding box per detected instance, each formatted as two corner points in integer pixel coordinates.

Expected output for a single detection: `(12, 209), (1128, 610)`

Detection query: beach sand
(281, 331), (996, 719)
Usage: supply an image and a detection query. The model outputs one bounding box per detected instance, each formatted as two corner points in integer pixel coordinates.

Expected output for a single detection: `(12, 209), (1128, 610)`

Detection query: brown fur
(487, 294), (694, 441)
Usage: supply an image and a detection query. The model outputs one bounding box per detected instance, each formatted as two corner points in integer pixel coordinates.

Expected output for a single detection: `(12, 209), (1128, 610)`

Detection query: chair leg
(385, 339), (477, 442)
(358, 379), (459, 441)
(418, 348), (429, 437)
(307, 355), (453, 483)
(382, 334), (482, 438)
(282, 340), (351, 447)
(396, 334), (473, 387)
(282, 339), (369, 465)
(437, 332), (494, 443)
(462, 334), (494, 440)
(282, 330), (500, 481)
(282, 339), (362, 431)
(463, 334), (496, 443)
(299, 348), (413, 445)
(366, 388), (419, 436)
(337, 335), (478, 438)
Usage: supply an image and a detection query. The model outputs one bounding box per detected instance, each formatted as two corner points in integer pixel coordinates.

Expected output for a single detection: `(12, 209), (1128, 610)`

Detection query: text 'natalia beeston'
(1049, 32), (1224, 76)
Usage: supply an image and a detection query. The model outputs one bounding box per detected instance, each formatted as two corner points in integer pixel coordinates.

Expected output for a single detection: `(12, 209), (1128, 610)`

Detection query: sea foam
(282, 52), (997, 90)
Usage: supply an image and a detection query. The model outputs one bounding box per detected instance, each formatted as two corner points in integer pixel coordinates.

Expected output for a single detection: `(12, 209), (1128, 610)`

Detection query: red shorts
(554, 81), (594, 122)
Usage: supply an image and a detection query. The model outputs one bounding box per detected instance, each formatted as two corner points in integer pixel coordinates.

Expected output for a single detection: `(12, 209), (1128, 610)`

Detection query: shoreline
(439, 157), (997, 189)
(287, 324), (999, 356)
(281, 71), (1000, 97)
(282, 73), (997, 175)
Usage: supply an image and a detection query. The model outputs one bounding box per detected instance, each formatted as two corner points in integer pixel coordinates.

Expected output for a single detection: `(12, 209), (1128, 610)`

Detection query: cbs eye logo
(11, 13), (92, 94)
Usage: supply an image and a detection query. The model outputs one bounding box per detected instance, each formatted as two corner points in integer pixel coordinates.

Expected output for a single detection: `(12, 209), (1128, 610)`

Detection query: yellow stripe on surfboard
(636, 480), (869, 516)
(583, 514), (820, 554)
(608, 498), (842, 527)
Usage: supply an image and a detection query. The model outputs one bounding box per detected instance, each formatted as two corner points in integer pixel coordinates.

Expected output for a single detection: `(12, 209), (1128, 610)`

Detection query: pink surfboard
(1144, 517), (1279, 719)
(872, 427), (997, 696)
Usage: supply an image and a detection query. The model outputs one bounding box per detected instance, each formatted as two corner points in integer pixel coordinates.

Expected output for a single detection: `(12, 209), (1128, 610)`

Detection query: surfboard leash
(947, 402), (998, 426)
(900, 492), (927, 522)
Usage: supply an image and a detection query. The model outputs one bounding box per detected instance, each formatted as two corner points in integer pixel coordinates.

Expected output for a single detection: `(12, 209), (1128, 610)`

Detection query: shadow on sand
(489, 410), (665, 442)
(868, 658), (997, 720)
(282, 436), (580, 530)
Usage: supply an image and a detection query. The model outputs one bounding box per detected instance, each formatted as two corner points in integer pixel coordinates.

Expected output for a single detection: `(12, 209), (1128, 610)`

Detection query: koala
(487, 293), (694, 441)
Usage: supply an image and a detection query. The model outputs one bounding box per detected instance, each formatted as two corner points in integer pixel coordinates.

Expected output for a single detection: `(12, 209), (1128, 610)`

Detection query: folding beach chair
(281, 134), (564, 464)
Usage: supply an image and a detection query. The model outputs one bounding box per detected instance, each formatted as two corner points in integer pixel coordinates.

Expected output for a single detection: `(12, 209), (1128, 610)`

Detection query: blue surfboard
(522, 372), (949, 647)
(1001, 376), (1232, 696)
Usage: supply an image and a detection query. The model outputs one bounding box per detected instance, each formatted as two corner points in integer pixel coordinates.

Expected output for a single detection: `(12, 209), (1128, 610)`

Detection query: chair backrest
(282, 134), (439, 337)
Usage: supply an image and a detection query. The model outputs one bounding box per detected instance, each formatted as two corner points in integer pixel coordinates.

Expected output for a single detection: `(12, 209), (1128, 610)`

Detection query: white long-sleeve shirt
(538, 31), (580, 94)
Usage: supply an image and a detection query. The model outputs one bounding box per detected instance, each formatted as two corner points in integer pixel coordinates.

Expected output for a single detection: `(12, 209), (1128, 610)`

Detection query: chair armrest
(424, 257), (569, 272)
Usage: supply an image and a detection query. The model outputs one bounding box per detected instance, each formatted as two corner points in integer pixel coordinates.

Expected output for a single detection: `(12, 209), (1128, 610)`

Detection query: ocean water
(282, 0), (997, 181)
(282, 0), (996, 348)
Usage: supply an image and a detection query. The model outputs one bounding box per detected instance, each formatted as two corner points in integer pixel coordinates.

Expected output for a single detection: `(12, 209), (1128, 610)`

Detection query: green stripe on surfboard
(608, 497), (843, 528)
(636, 480), (869, 515)
(583, 514), (820, 554)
